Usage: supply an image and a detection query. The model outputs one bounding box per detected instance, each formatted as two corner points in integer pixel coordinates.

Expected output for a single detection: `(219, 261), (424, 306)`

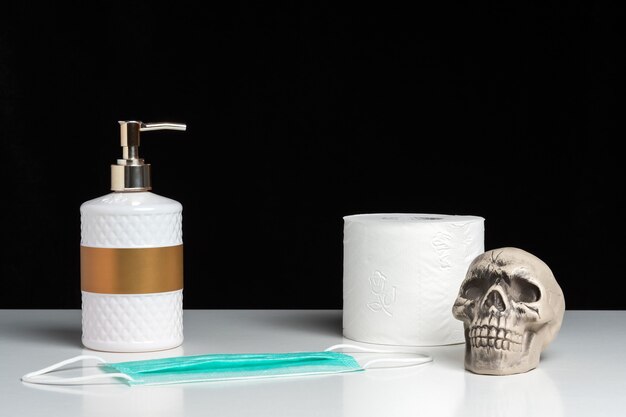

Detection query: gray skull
(452, 247), (565, 375)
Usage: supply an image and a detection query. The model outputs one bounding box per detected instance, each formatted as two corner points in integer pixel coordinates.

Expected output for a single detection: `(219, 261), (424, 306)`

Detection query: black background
(1, 3), (623, 309)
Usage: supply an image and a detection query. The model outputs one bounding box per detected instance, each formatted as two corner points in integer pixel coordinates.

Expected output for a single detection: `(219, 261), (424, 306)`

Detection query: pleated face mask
(21, 344), (431, 386)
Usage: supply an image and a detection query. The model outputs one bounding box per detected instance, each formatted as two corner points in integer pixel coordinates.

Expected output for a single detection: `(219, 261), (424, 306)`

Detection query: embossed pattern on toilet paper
(343, 214), (484, 346)
(432, 232), (453, 269)
(367, 271), (396, 316)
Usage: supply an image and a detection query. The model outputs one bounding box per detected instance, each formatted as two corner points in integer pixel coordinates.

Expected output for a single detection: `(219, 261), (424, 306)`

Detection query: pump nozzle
(112, 121), (187, 192)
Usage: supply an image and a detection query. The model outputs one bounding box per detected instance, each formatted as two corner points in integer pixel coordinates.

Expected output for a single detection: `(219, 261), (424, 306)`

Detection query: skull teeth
(468, 325), (523, 351)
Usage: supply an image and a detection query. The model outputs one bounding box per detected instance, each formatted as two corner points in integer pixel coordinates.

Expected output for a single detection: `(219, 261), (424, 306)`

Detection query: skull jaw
(465, 349), (539, 375)
(463, 332), (541, 375)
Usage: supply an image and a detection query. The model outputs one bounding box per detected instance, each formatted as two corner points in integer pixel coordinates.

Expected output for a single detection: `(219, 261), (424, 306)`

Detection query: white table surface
(0, 310), (623, 417)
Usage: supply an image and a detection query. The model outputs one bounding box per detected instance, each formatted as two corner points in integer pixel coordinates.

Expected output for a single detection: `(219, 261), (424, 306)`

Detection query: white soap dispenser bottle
(80, 121), (186, 352)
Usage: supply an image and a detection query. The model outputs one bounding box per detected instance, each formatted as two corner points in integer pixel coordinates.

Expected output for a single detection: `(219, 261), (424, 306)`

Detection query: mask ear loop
(325, 343), (433, 369)
(21, 355), (134, 385)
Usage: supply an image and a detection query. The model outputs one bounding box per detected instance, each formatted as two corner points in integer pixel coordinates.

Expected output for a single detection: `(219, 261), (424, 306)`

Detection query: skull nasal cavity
(485, 290), (506, 312)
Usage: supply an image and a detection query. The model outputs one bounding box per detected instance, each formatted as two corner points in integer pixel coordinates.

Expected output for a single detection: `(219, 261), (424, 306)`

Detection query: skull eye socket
(511, 277), (541, 303)
(462, 279), (489, 300)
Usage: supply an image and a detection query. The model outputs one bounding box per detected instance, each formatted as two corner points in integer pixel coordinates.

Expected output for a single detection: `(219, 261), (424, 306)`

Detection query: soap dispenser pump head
(111, 121), (186, 192)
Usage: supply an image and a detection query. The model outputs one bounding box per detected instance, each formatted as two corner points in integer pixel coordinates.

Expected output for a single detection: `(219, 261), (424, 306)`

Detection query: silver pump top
(111, 121), (187, 192)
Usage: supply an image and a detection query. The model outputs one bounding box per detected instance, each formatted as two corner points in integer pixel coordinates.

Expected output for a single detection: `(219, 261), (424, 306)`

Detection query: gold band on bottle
(81, 245), (183, 294)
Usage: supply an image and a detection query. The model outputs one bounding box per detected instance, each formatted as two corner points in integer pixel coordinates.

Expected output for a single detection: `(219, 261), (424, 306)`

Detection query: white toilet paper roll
(343, 213), (484, 346)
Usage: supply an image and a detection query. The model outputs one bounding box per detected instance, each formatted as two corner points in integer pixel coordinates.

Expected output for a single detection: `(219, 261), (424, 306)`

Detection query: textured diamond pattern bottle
(80, 121), (186, 352)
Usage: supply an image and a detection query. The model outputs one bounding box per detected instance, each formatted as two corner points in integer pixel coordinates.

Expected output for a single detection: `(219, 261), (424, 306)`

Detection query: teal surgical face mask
(21, 344), (432, 386)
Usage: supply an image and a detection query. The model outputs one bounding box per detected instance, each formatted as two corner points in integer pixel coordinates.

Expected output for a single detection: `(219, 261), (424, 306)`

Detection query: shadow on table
(267, 311), (343, 336)
(5, 322), (81, 348)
